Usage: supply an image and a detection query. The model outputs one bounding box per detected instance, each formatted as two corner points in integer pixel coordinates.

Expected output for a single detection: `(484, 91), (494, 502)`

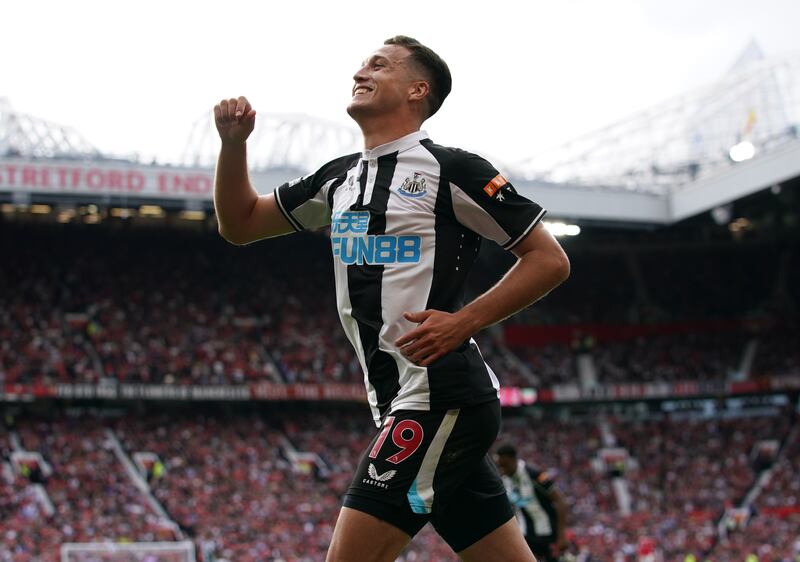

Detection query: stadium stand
(1, 103), (799, 561)
(711, 513), (800, 562)
(614, 414), (792, 559)
(590, 332), (749, 384)
(16, 418), (175, 558)
(756, 415), (800, 513)
(2, 407), (798, 561)
(2, 220), (798, 393)
(2, 42), (800, 561)
(114, 410), (454, 562)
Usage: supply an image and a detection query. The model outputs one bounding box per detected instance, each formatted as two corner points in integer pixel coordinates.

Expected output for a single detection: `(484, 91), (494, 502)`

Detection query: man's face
(347, 44), (420, 120)
(495, 454), (517, 476)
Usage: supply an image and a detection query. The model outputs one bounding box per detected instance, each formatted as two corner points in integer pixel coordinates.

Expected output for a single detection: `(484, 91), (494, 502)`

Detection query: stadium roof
(2, 45), (799, 226)
(516, 43), (800, 196)
(181, 112), (361, 172)
(0, 97), (102, 160)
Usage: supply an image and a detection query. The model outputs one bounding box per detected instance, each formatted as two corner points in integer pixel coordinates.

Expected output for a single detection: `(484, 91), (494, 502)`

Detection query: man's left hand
(394, 309), (473, 367)
(551, 536), (569, 557)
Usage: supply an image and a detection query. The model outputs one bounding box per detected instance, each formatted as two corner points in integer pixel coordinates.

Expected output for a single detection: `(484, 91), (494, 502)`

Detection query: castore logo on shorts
(362, 463), (396, 489)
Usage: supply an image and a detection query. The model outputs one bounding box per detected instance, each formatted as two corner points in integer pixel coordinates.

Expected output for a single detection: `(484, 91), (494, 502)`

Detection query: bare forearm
(214, 142), (258, 240)
(457, 249), (568, 334)
(396, 225), (569, 367)
(554, 496), (568, 540)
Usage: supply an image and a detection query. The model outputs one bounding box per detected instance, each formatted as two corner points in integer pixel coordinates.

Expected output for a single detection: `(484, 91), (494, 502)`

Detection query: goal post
(60, 541), (195, 562)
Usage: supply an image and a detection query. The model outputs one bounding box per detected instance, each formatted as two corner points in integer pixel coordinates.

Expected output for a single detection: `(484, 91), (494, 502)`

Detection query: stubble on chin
(346, 100), (372, 121)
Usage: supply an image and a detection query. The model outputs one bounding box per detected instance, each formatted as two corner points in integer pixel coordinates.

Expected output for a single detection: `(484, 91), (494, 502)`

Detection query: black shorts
(343, 399), (513, 552)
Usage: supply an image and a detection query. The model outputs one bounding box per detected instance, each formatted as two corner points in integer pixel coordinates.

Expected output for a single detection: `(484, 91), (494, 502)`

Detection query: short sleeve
(446, 151), (546, 250)
(274, 173), (334, 232)
(274, 153), (359, 232)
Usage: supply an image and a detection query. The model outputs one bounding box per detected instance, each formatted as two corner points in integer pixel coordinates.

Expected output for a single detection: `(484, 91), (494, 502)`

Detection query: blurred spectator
(0, 408), (798, 560)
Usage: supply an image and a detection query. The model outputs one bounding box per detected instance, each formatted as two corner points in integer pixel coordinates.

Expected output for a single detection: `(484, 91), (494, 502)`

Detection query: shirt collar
(361, 130), (428, 159)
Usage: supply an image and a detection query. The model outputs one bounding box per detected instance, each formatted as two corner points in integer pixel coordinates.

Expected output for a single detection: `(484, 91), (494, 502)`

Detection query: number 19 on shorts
(369, 416), (425, 465)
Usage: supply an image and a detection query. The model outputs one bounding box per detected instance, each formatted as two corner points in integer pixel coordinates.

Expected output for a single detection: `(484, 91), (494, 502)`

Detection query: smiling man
(213, 35), (570, 562)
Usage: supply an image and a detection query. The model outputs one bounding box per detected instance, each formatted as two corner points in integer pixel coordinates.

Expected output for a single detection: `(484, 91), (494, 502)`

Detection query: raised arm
(213, 96), (293, 245)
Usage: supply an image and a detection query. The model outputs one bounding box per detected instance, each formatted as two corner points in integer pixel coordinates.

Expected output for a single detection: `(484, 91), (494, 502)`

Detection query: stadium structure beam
(4, 151), (799, 226)
(0, 98), (101, 160)
(4, 43), (800, 229)
(670, 140), (800, 222)
(512, 180), (670, 224)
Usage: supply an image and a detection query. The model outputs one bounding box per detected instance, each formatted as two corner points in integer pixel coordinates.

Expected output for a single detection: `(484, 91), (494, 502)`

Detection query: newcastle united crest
(398, 172), (427, 198)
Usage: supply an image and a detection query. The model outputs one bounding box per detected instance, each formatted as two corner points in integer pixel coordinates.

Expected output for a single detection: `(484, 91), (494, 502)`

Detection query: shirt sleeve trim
(274, 186), (304, 232)
(502, 207), (547, 251)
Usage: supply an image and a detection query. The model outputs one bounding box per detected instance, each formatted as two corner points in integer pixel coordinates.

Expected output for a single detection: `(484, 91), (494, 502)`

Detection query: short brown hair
(496, 444), (518, 458)
(384, 35), (452, 119)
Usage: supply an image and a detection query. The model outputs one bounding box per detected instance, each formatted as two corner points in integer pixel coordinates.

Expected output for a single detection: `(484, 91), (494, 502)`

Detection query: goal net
(60, 541), (195, 562)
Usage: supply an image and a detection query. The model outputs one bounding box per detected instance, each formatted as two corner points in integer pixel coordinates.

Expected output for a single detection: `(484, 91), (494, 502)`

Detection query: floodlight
(729, 141), (755, 162)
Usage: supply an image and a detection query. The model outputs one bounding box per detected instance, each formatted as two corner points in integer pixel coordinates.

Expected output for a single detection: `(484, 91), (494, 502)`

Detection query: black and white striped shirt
(275, 131), (546, 425)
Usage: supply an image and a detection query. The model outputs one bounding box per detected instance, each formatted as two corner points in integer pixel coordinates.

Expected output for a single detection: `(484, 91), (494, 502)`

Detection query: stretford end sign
(0, 158), (214, 200)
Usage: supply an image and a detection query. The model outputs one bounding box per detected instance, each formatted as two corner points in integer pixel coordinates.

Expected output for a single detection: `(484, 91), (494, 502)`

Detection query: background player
(213, 35), (570, 562)
(496, 444), (569, 562)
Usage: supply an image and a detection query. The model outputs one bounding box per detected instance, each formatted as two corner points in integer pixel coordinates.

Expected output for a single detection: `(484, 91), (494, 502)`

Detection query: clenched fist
(214, 96), (256, 145)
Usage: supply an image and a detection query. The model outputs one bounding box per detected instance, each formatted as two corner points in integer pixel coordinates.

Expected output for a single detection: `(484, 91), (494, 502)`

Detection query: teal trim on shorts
(407, 478), (429, 514)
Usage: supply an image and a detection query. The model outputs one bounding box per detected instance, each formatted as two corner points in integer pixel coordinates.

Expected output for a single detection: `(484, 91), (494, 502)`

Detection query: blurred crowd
(501, 411), (799, 562)
(2, 223), (798, 392)
(1, 419), (172, 561)
(2, 408), (798, 561)
(591, 332), (748, 384)
(757, 424), (800, 512)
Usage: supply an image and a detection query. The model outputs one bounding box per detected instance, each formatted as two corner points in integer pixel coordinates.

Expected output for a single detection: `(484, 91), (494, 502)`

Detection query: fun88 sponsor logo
(331, 211), (421, 265)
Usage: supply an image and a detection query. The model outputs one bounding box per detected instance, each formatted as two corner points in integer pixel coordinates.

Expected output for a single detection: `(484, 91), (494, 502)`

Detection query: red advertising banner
(1, 375), (798, 405)
(250, 383), (365, 402)
(761, 506), (800, 517)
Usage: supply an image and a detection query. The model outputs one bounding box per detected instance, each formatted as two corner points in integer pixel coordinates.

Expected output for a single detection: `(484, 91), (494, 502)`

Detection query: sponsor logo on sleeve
(288, 174), (313, 188)
(482, 174), (508, 197)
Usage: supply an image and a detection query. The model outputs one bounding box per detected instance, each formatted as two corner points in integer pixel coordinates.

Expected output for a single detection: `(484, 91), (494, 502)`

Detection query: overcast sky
(3, 0), (799, 167)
